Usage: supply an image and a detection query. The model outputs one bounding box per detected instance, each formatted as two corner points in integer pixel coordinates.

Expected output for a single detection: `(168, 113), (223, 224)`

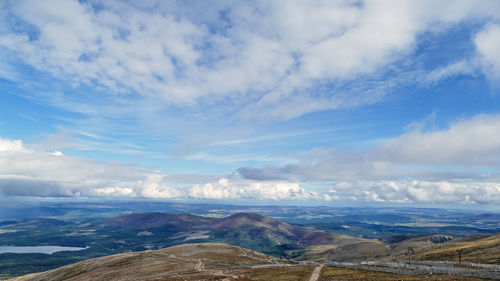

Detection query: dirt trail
(308, 264), (324, 281)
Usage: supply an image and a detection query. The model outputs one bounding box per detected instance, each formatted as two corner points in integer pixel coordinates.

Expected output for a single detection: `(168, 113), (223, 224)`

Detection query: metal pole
(407, 247), (414, 268)
(408, 247), (411, 267)
(457, 249), (463, 264)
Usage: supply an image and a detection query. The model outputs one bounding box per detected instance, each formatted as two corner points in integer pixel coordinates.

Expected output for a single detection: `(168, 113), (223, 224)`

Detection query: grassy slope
(412, 233), (500, 264)
(10, 243), (486, 281)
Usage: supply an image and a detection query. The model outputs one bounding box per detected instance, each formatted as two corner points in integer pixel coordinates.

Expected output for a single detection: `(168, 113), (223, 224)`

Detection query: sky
(1, 0), (500, 206)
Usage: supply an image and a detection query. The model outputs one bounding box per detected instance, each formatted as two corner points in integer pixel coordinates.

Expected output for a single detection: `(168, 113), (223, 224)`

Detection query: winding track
(308, 264), (324, 281)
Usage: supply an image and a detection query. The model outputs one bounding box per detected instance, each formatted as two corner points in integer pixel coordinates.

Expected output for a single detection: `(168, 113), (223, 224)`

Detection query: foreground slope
(10, 243), (487, 281)
(10, 243), (307, 281)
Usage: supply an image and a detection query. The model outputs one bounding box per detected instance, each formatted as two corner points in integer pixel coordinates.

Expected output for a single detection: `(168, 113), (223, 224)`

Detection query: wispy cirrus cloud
(1, 0), (499, 122)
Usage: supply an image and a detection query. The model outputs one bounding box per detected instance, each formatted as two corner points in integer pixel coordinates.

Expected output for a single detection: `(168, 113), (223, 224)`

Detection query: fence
(326, 260), (500, 280)
(401, 260), (500, 271)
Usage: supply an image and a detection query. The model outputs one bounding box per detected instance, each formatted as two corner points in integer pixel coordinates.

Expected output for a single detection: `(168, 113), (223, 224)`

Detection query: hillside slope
(10, 243), (486, 281)
(9, 243), (305, 281)
(412, 232), (500, 264)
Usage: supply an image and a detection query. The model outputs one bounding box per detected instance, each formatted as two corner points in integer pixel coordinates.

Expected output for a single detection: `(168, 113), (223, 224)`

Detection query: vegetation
(1, 210), (499, 277)
(10, 243), (489, 281)
(412, 233), (500, 264)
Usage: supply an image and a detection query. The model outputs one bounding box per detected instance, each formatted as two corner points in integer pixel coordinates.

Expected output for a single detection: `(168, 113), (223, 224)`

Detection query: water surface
(0, 245), (88, 254)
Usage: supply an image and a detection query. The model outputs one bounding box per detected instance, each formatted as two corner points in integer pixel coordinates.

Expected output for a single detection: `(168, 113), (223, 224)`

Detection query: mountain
(104, 212), (214, 230)
(104, 212), (431, 262)
(212, 212), (304, 235)
(103, 212), (324, 253)
(105, 212), (301, 233)
(0, 218), (69, 228)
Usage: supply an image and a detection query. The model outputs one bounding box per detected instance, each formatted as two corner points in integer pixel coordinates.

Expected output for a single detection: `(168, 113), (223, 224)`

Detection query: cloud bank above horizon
(1, 0), (500, 205)
(2, 112), (500, 204)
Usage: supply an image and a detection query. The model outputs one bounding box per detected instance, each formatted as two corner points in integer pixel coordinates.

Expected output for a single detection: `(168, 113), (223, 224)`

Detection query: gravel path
(308, 264), (324, 281)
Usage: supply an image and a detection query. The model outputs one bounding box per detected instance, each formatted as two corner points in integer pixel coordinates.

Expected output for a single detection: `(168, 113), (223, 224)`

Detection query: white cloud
(237, 113), (500, 204)
(138, 174), (182, 199)
(50, 150), (64, 156)
(2, 134), (500, 204)
(1, 1), (500, 205)
(423, 60), (475, 84)
(188, 178), (321, 201)
(1, 0), (499, 121)
(241, 114), (500, 182)
(378, 114), (500, 166)
(93, 186), (134, 197)
(0, 137), (145, 184)
(332, 180), (500, 204)
(475, 23), (500, 79)
(0, 137), (167, 198)
(0, 138), (28, 152)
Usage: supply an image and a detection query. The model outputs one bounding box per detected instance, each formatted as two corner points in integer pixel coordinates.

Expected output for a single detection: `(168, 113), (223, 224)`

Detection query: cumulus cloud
(2, 133), (500, 204)
(237, 114), (500, 203)
(1, 0), (499, 121)
(240, 114), (500, 182)
(137, 174), (182, 199)
(330, 180), (500, 204)
(377, 114), (500, 166)
(0, 136), (320, 201)
(0, 138), (28, 152)
(188, 178), (321, 201)
(93, 186), (134, 197)
(0, 137), (184, 199)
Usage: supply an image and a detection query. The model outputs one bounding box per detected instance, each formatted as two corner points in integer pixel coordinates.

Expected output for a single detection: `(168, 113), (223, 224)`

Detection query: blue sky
(1, 0), (500, 205)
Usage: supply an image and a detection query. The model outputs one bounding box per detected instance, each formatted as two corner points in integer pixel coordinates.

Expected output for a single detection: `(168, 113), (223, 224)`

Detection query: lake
(0, 245), (88, 254)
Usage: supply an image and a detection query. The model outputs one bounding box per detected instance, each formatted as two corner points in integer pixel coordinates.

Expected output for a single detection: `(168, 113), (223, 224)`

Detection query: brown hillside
(412, 232), (500, 264)
(10, 243), (486, 281)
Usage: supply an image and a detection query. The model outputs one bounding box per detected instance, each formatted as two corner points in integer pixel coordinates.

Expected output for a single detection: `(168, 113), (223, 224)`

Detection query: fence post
(407, 247), (415, 268)
(456, 249), (463, 264)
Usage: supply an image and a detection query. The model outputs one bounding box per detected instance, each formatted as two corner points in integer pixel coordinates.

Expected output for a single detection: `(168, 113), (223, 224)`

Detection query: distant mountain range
(102, 212), (479, 262)
(103, 212), (340, 254)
